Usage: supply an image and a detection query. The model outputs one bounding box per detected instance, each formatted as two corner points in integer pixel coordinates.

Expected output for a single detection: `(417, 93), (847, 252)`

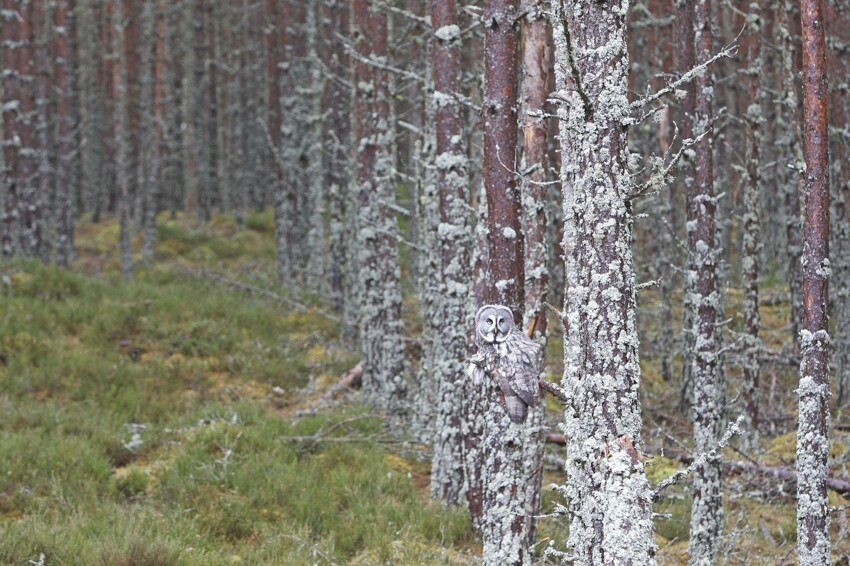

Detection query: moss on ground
(0, 218), (474, 565)
(5, 214), (850, 564)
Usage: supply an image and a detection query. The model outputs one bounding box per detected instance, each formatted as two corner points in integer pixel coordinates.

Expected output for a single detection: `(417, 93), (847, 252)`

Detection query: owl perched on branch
(468, 304), (543, 424)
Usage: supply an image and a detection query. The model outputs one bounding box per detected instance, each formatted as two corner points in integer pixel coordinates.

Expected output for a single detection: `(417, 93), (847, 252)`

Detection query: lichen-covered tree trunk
(136, 0), (156, 260)
(277, 0), (306, 283)
(741, 0), (764, 451)
(321, 0), (351, 315)
(111, 0), (132, 280)
(142, 0), (166, 266)
(53, 0), (76, 266)
(412, 117), (441, 447)
(180, 0), (200, 221)
(33, 0), (53, 262)
(550, 0), (655, 562)
(687, 0), (724, 561)
(428, 0), (473, 506)
(351, 0), (407, 412)
(299, 1), (326, 291)
(777, 0), (804, 348)
(75, 0), (102, 228)
(518, 0), (549, 544)
(1, 0), (22, 258)
(266, 0), (291, 282)
(466, 182), (489, 531)
(829, 2), (850, 406)
(0, 5), (8, 258)
(477, 0), (541, 562)
(795, 0), (831, 562)
(13, 1), (38, 257)
(676, 0), (697, 406)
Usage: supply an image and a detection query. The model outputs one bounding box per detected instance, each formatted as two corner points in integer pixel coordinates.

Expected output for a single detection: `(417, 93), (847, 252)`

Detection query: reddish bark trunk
(482, 0), (523, 319)
(796, 0), (831, 562)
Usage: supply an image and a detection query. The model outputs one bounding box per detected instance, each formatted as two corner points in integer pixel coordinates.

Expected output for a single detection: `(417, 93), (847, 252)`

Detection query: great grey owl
(468, 304), (543, 424)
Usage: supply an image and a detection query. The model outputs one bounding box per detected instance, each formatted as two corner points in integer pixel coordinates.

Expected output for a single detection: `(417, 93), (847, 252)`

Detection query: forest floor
(1, 213), (849, 564)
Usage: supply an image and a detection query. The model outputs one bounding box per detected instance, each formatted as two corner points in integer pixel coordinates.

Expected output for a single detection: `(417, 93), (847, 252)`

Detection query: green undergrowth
(0, 217), (474, 565)
(7, 212), (850, 563)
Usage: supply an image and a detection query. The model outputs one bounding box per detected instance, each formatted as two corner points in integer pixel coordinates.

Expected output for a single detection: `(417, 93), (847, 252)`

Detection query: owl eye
(487, 319), (494, 326)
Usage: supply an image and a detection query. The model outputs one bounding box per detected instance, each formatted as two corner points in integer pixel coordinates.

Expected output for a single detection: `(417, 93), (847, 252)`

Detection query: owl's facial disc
(493, 308), (512, 342)
(476, 305), (513, 344)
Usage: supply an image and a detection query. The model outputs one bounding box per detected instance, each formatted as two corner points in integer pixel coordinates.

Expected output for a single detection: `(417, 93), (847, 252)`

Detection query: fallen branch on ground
(295, 362), (363, 417)
(181, 268), (340, 322)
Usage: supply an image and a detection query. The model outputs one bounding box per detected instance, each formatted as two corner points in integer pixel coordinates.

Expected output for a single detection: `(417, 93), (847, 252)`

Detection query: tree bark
(829, 1), (850, 406)
(550, 0), (655, 562)
(477, 0), (542, 563)
(322, 0), (351, 316)
(142, 0), (166, 266)
(796, 0), (831, 562)
(1, 0), (22, 258)
(351, 0), (407, 412)
(53, 0), (77, 266)
(676, 0), (697, 407)
(778, 0), (805, 349)
(687, 0), (724, 562)
(518, 0), (549, 546)
(741, 0), (764, 452)
(428, 0), (473, 506)
(111, 0), (132, 280)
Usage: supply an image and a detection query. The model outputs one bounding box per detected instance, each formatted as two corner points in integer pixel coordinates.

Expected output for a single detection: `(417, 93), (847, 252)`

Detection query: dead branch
(546, 433), (567, 446)
(538, 379), (570, 404)
(181, 268), (340, 323)
(665, 451), (850, 497)
(629, 38), (739, 112)
(653, 417), (743, 499)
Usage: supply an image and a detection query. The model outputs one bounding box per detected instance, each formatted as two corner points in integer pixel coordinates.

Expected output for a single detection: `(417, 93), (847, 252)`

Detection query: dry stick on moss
(181, 268), (340, 322)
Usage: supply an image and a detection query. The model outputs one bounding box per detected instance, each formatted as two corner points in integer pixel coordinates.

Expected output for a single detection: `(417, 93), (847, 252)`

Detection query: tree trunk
(741, 0), (764, 451)
(322, 0), (351, 315)
(33, 0), (52, 262)
(677, 0), (697, 407)
(477, 0), (541, 562)
(428, 0), (473, 506)
(111, 0), (132, 280)
(53, 0), (77, 266)
(180, 0), (200, 222)
(351, 0), (407, 412)
(687, 0), (724, 562)
(796, 0), (831, 562)
(778, 0), (804, 349)
(15, 1), (38, 257)
(142, 0), (166, 266)
(1, 0), (22, 258)
(518, 0), (549, 545)
(550, 0), (655, 562)
(829, 1), (850, 407)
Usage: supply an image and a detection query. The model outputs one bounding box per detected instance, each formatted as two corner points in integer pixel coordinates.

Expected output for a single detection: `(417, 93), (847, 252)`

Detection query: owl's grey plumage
(468, 304), (543, 424)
